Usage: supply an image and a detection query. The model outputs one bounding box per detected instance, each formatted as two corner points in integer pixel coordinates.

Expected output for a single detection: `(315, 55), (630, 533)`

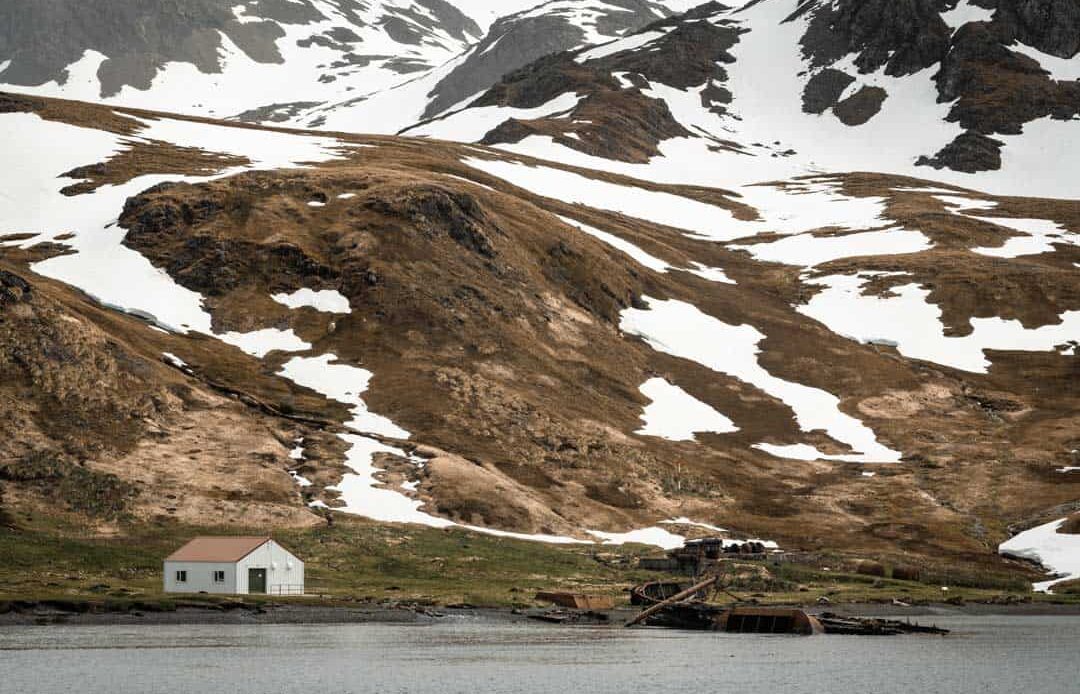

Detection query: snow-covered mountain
(0, 0), (487, 120)
(400, 0), (1080, 196)
(0, 0), (690, 125)
(295, 0), (679, 131)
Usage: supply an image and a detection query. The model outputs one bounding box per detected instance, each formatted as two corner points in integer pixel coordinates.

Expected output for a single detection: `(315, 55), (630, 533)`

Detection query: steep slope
(2, 92), (1078, 585)
(0, 0), (483, 120)
(294, 0), (679, 132)
(410, 0), (1080, 196)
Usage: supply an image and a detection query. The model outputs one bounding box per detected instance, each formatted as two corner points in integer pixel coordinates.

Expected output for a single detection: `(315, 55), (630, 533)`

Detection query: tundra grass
(2, 516), (1076, 609)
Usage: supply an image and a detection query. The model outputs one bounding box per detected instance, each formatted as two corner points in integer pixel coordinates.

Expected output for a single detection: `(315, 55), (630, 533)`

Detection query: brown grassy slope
(0, 263), (324, 531)
(0, 92), (1076, 580)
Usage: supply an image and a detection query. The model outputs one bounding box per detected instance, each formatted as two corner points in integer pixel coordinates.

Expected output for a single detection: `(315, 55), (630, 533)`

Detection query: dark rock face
(469, 51), (614, 112)
(599, 12), (744, 90)
(803, 68), (857, 114)
(0, 0), (302, 96)
(802, 0), (952, 76)
(467, 5), (739, 161)
(365, 187), (499, 258)
(0, 0), (480, 98)
(119, 183), (338, 296)
(0, 270), (32, 306)
(232, 101), (324, 124)
(422, 0), (670, 119)
(936, 21), (1080, 135)
(996, 0), (1080, 58)
(916, 130), (1004, 172)
(480, 90), (691, 163)
(415, 0), (482, 42)
(833, 85), (888, 125)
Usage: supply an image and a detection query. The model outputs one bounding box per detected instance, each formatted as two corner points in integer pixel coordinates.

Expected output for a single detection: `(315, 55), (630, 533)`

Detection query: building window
(213, 570), (225, 583)
(175, 570), (187, 583)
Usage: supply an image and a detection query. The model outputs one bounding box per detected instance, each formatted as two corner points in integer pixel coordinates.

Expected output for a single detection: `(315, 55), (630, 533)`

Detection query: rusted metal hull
(817, 613), (949, 636)
(630, 581), (707, 606)
(640, 605), (822, 635)
(716, 608), (824, 636)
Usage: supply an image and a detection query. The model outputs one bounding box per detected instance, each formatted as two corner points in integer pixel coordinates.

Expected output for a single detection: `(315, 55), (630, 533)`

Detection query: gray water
(0, 615), (1076, 694)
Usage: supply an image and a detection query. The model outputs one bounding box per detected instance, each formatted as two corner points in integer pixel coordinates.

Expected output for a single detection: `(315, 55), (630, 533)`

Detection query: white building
(163, 537), (304, 595)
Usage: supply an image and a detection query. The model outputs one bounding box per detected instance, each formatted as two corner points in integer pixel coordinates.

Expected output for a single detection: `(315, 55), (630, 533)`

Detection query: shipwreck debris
(817, 613), (949, 636)
(624, 577), (950, 636)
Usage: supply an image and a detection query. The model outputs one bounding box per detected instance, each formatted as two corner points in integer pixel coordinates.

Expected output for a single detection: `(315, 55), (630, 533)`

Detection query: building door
(248, 568), (267, 594)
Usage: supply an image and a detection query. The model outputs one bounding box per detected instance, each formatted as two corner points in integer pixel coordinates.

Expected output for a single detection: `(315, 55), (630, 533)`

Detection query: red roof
(165, 537), (271, 563)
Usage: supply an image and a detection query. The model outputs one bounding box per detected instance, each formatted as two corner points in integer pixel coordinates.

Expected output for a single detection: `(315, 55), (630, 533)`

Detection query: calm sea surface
(0, 615), (1076, 694)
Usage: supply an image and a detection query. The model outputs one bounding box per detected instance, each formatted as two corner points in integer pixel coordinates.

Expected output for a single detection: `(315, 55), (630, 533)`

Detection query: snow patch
(733, 227), (932, 267)
(413, 92), (582, 143)
(621, 297), (901, 463)
(272, 288), (352, 313)
(588, 527), (688, 550)
(798, 273), (1080, 373)
(934, 195), (998, 212)
(1010, 43), (1080, 82)
(128, 114), (351, 170)
(220, 328), (311, 358)
(575, 29), (670, 63)
(971, 217), (1080, 258)
(162, 352), (188, 369)
(1000, 518), (1080, 592)
(278, 354), (408, 438)
(941, 1), (996, 30)
(558, 215), (734, 282)
(465, 157), (737, 237)
(636, 377), (738, 441)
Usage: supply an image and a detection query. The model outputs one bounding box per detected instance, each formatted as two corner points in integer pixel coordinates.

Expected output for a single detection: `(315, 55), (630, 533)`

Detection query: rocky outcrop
(801, 0), (951, 76)
(364, 186), (500, 258)
(936, 21), (1080, 135)
(423, 0), (670, 119)
(916, 131), (1004, 172)
(833, 85), (888, 125)
(120, 181), (338, 296)
(803, 68), (857, 114)
(995, 0), (1080, 58)
(598, 9), (744, 90)
(467, 6), (740, 161)
(0, 269), (31, 305)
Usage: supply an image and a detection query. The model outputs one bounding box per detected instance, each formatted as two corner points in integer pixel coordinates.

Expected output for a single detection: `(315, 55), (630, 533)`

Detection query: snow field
(620, 297), (902, 463)
(557, 214), (734, 281)
(635, 377), (738, 441)
(1000, 518), (1080, 592)
(272, 288), (352, 313)
(798, 273), (1080, 373)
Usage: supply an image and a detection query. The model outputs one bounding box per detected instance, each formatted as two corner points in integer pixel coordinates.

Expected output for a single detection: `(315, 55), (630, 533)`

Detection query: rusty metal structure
(641, 537), (784, 576)
(717, 608), (823, 635)
(625, 576), (948, 637)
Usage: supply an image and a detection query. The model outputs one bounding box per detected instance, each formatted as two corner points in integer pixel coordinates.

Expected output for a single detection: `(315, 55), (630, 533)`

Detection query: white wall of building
(163, 561), (238, 594)
(236, 541), (305, 595)
(163, 541), (304, 595)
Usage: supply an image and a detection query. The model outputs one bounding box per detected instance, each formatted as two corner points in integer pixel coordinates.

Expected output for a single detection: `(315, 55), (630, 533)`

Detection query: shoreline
(4, 599), (1080, 628)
